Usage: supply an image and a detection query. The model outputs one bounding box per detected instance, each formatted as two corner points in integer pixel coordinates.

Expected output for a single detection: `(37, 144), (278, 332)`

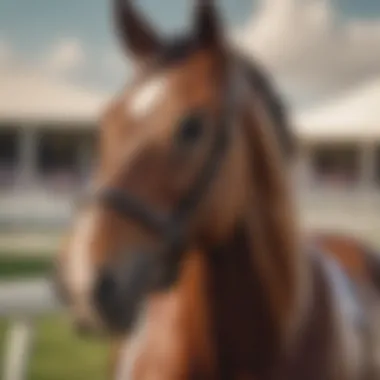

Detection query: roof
(0, 67), (110, 127)
(293, 78), (380, 142)
(2, 67), (379, 141)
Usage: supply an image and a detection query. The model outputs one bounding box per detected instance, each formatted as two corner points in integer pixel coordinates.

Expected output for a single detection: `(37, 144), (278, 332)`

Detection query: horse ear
(193, 0), (223, 48)
(113, 0), (163, 63)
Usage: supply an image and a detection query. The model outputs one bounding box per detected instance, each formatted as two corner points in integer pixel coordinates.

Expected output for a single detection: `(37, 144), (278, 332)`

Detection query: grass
(0, 254), (109, 379)
(0, 317), (108, 380)
(1, 234), (379, 379)
(0, 255), (52, 279)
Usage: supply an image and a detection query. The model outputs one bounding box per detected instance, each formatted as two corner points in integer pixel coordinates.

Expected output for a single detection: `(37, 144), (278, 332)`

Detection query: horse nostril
(95, 270), (118, 310)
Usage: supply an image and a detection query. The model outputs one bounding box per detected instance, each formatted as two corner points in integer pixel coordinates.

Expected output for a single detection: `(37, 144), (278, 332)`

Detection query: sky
(1, 0), (380, 110)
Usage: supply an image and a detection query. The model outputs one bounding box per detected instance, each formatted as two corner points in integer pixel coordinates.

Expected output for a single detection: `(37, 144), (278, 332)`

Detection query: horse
(55, 1), (380, 379)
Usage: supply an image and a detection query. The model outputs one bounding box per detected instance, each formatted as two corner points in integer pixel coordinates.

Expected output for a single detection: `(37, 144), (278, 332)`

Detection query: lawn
(0, 317), (109, 380)
(0, 254), (109, 380)
(1, 234), (379, 379)
(0, 255), (52, 279)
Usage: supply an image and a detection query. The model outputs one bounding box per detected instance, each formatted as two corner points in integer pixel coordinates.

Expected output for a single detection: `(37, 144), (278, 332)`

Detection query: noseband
(91, 64), (239, 281)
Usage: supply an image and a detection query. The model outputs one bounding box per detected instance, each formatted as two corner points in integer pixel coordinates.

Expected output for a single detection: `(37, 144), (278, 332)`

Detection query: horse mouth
(94, 297), (140, 335)
(92, 252), (157, 334)
(93, 247), (183, 335)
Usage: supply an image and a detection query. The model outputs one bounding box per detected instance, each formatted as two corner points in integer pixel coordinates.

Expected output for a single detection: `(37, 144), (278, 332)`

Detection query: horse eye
(175, 113), (204, 146)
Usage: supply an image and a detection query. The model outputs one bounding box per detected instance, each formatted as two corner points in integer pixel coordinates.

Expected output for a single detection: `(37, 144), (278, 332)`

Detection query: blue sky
(1, 0), (379, 46)
(1, 0), (380, 106)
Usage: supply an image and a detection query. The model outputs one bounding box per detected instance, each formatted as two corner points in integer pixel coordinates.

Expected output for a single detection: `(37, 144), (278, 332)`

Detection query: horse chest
(282, 250), (369, 380)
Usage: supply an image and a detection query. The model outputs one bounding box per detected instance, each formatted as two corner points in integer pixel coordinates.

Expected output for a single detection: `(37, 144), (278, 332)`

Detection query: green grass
(1, 235), (379, 379)
(0, 254), (109, 379)
(0, 256), (52, 279)
(0, 317), (108, 380)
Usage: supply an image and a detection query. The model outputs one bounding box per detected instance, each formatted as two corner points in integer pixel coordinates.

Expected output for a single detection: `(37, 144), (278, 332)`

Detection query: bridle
(89, 61), (240, 287)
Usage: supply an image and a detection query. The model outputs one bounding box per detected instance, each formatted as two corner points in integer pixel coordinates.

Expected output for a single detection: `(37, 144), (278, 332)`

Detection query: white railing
(296, 189), (380, 242)
(0, 190), (73, 228)
(0, 279), (61, 380)
(1, 190), (380, 380)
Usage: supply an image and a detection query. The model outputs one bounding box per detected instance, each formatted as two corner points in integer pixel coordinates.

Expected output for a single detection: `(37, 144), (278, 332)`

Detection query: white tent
(0, 67), (109, 127)
(293, 78), (380, 142)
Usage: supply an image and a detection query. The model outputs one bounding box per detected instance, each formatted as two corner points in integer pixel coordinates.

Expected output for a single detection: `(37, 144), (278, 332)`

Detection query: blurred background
(0, 0), (380, 379)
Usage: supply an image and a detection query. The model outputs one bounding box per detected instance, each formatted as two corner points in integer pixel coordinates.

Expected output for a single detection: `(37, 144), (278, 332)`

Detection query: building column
(359, 142), (376, 191)
(18, 127), (38, 188)
(77, 138), (93, 187)
(294, 144), (313, 189)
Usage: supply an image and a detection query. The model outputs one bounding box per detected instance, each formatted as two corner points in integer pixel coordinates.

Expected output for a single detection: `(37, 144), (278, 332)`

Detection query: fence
(296, 189), (380, 246)
(0, 279), (61, 380)
(0, 190), (380, 380)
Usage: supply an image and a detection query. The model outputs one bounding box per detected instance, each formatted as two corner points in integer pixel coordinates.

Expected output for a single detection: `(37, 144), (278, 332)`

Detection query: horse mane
(236, 54), (297, 159)
(242, 78), (305, 341)
(194, 71), (306, 377)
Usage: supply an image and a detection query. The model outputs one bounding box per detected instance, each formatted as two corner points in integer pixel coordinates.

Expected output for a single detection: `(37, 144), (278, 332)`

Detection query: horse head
(55, 0), (300, 348)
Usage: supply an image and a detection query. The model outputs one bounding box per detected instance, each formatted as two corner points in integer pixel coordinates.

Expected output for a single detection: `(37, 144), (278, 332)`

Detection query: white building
(0, 68), (108, 229)
(0, 70), (379, 240)
(293, 78), (380, 190)
(293, 78), (380, 235)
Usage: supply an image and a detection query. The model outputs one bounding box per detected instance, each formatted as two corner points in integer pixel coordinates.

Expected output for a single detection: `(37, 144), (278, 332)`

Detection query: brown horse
(106, 233), (380, 380)
(55, 1), (380, 379)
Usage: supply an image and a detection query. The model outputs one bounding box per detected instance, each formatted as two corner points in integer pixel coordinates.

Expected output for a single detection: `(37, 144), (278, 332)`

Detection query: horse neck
(117, 233), (303, 380)
(113, 238), (328, 380)
(202, 228), (353, 380)
(112, 249), (216, 380)
(198, 225), (302, 378)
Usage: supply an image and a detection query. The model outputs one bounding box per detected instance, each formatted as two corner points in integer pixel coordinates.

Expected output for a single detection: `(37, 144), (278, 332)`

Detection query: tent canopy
(293, 78), (380, 142)
(0, 68), (109, 127)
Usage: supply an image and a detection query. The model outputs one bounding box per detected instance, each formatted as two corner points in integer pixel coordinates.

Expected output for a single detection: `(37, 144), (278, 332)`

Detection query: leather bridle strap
(97, 189), (171, 235)
(91, 63), (239, 253)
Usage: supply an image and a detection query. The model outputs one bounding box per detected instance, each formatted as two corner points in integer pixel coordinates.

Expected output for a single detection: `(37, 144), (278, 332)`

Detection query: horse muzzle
(93, 247), (182, 334)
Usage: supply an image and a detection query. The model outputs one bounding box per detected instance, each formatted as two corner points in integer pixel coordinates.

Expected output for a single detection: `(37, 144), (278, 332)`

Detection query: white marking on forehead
(129, 76), (168, 118)
(66, 210), (97, 299)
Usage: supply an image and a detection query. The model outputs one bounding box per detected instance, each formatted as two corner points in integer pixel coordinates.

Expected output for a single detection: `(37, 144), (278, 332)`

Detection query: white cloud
(45, 38), (85, 75)
(234, 0), (380, 105)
